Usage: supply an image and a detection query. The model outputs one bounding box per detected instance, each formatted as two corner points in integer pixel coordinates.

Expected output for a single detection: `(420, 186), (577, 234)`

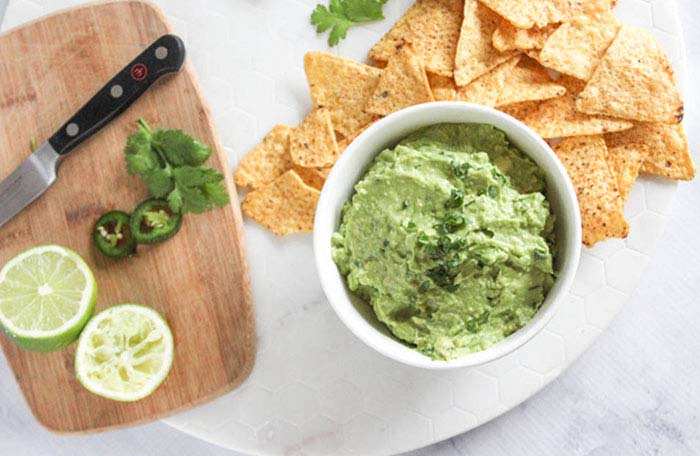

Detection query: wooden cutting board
(0, 0), (255, 433)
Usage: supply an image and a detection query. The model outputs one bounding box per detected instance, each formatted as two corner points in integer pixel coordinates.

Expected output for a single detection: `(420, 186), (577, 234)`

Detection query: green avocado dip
(331, 123), (556, 361)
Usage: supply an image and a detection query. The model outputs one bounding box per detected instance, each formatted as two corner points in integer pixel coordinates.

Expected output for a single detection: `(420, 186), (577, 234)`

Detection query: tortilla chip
(497, 100), (542, 122)
(454, 0), (518, 86)
(428, 73), (457, 101)
(539, 11), (620, 81)
(455, 55), (521, 107)
(575, 26), (684, 124)
(369, 0), (463, 77)
(234, 125), (293, 189)
(365, 45), (434, 116)
(305, 52), (382, 137)
(553, 135), (629, 247)
(495, 56), (566, 106)
(478, 0), (612, 29)
(289, 108), (339, 168)
(294, 165), (331, 191)
(492, 21), (558, 52)
(241, 170), (320, 236)
(605, 123), (696, 180)
(337, 121), (376, 153)
(605, 143), (649, 203)
(523, 77), (633, 138)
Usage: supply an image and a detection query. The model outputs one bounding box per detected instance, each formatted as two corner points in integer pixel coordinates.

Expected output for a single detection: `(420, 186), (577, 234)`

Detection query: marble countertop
(1, 1), (699, 455)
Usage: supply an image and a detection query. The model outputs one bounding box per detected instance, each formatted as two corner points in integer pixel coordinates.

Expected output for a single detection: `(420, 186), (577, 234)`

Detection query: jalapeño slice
(93, 211), (137, 258)
(130, 198), (183, 244)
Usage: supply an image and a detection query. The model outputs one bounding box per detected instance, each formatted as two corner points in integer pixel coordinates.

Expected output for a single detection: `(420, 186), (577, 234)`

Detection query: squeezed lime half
(0, 245), (97, 351)
(75, 304), (174, 402)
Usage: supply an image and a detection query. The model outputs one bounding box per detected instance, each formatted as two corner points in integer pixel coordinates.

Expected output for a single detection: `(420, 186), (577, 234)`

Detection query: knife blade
(0, 142), (60, 228)
(0, 34), (186, 229)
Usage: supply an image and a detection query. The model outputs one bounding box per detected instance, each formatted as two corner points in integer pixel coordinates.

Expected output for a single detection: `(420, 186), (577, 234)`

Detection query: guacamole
(331, 124), (556, 360)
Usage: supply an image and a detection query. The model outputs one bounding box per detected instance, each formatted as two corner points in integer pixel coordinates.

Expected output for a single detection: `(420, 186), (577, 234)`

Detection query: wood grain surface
(0, 0), (255, 433)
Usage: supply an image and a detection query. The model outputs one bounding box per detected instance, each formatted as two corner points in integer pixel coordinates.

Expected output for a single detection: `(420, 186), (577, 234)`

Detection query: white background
(1, 1), (699, 455)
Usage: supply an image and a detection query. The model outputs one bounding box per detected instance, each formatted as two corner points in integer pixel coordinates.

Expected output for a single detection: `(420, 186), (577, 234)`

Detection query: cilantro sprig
(311, 0), (389, 46)
(125, 118), (229, 214)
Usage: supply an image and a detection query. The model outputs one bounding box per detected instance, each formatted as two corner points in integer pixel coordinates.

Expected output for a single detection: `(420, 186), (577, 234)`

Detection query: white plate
(1, 0), (687, 455)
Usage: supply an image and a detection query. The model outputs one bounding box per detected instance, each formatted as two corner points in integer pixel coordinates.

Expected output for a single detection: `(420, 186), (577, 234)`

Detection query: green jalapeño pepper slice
(93, 211), (137, 258)
(130, 198), (183, 244)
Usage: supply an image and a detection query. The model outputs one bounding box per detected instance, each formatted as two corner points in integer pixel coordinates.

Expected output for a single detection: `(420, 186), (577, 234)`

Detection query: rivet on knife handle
(48, 34), (186, 156)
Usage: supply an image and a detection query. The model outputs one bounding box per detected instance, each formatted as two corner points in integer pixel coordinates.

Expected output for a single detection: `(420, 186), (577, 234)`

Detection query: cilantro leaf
(172, 166), (223, 187)
(176, 184), (210, 214)
(124, 119), (229, 215)
(152, 129), (212, 166)
(167, 187), (183, 212)
(341, 0), (387, 22)
(142, 168), (173, 197)
(311, 0), (388, 46)
(170, 166), (229, 213)
(202, 182), (230, 207)
(125, 127), (159, 175)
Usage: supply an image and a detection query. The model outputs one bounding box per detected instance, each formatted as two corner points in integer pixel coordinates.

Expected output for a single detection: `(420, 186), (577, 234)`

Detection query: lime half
(75, 304), (174, 402)
(0, 245), (97, 352)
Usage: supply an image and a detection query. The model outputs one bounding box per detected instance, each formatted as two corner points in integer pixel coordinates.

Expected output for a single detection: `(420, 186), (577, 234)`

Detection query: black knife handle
(48, 34), (186, 156)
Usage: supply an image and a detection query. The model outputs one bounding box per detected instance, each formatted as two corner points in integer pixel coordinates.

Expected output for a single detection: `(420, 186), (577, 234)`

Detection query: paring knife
(0, 34), (186, 229)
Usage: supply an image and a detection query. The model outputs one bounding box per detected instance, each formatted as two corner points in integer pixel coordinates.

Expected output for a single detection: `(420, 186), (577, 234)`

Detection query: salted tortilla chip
(305, 52), (382, 137)
(523, 77), (633, 138)
(242, 170), (320, 236)
(605, 123), (695, 180)
(369, 0), (463, 77)
(478, 0), (612, 29)
(365, 45), (434, 116)
(455, 55), (520, 107)
(492, 20), (558, 52)
(454, 0), (518, 86)
(605, 143), (649, 203)
(497, 100), (542, 122)
(575, 26), (684, 124)
(234, 125), (293, 189)
(337, 121), (376, 153)
(428, 73), (457, 101)
(539, 11), (620, 81)
(294, 165), (331, 191)
(289, 108), (339, 168)
(496, 57), (566, 106)
(553, 135), (628, 247)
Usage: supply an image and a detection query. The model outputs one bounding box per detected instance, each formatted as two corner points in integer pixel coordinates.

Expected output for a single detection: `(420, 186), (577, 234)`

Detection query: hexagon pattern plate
(1, 0), (687, 454)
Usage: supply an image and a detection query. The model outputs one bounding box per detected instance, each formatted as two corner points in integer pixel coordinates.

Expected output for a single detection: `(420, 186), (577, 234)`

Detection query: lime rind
(75, 304), (174, 402)
(0, 245), (97, 351)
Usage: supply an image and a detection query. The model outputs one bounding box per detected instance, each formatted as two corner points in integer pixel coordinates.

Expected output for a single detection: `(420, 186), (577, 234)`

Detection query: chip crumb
(234, 125), (293, 189)
(454, 0), (518, 86)
(605, 122), (696, 181)
(553, 135), (629, 247)
(575, 25), (684, 124)
(241, 170), (320, 236)
(365, 44), (434, 116)
(289, 108), (339, 168)
(305, 52), (382, 137)
(369, 0), (463, 77)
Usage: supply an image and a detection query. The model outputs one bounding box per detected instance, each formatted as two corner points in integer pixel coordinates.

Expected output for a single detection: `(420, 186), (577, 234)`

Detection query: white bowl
(314, 102), (581, 369)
